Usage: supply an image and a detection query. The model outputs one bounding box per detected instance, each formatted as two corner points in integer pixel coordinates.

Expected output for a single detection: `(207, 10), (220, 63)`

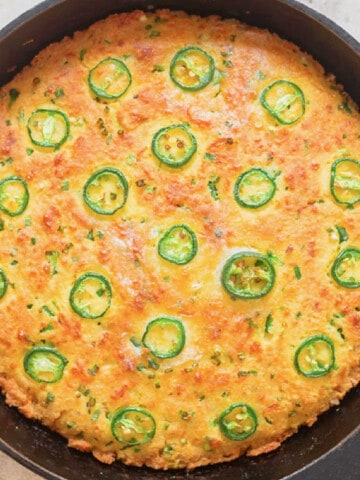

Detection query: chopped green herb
(338, 99), (352, 114)
(42, 305), (55, 317)
(26, 148), (34, 156)
(213, 69), (227, 86)
(9, 88), (20, 107)
(215, 228), (223, 238)
(40, 322), (54, 333)
(46, 250), (59, 275)
(255, 70), (266, 80)
(0, 157), (14, 167)
(152, 65), (165, 72)
(208, 176), (220, 201)
(91, 410), (101, 421)
(293, 265), (302, 280)
(86, 230), (95, 241)
(162, 444), (174, 456)
(335, 225), (348, 243)
(130, 337), (141, 348)
(223, 59), (233, 68)
(179, 410), (195, 421)
(61, 180), (70, 191)
(126, 154), (136, 165)
(79, 49), (86, 61)
(46, 392), (55, 403)
(148, 358), (160, 370)
(265, 313), (273, 334)
(204, 152), (216, 162)
(88, 364), (99, 376)
(237, 370), (258, 377)
(55, 88), (65, 99)
(267, 251), (282, 265)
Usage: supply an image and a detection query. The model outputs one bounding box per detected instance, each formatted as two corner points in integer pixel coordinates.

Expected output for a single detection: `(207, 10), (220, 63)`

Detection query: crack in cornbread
(0, 8), (359, 470)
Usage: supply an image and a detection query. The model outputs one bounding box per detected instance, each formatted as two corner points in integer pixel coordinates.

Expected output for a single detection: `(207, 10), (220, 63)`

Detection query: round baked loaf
(0, 8), (359, 470)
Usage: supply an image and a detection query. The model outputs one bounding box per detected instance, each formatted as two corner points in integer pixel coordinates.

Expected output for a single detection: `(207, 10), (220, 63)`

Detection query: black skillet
(0, 1), (359, 479)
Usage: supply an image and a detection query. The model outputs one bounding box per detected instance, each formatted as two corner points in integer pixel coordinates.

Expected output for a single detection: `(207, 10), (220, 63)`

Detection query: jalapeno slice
(0, 268), (7, 299)
(23, 346), (68, 383)
(260, 80), (305, 125)
(330, 158), (360, 207)
(111, 407), (156, 446)
(151, 124), (197, 168)
(158, 225), (198, 265)
(88, 58), (132, 100)
(234, 168), (276, 208)
(0, 176), (29, 217)
(83, 167), (129, 215)
(294, 335), (335, 378)
(170, 46), (215, 91)
(27, 109), (70, 148)
(142, 317), (186, 359)
(222, 251), (275, 299)
(70, 272), (112, 319)
(219, 403), (258, 441)
(331, 247), (360, 288)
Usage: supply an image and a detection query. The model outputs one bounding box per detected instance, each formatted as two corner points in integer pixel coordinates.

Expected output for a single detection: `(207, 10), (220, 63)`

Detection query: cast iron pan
(0, 1), (359, 479)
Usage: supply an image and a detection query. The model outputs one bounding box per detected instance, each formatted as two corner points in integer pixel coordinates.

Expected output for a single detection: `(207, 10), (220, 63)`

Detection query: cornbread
(0, 9), (359, 470)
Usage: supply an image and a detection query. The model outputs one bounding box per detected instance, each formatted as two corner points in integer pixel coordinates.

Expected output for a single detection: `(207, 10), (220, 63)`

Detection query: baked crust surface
(0, 9), (359, 470)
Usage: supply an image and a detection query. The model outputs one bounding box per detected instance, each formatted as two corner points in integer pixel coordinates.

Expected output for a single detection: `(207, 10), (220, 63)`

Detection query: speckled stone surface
(0, 1), (359, 479)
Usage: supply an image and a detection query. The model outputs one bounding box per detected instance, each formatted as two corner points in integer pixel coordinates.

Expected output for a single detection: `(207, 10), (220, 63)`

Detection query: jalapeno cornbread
(0, 9), (359, 470)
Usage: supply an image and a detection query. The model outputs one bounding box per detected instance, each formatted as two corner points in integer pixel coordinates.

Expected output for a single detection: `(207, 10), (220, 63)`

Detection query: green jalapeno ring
(0, 176), (29, 217)
(27, 109), (70, 149)
(222, 251), (275, 299)
(331, 247), (360, 288)
(260, 80), (305, 125)
(111, 407), (156, 446)
(151, 124), (197, 168)
(83, 167), (129, 215)
(88, 58), (132, 100)
(0, 268), (8, 299)
(142, 317), (186, 359)
(170, 46), (215, 91)
(158, 224), (198, 265)
(294, 334), (335, 378)
(219, 403), (258, 441)
(234, 168), (276, 209)
(70, 272), (112, 319)
(23, 346), (68, 383)
(330, 158), (360, 207)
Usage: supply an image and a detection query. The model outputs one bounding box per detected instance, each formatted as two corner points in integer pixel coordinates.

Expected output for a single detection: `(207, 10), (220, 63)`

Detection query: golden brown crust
(0, 8), (359, 470)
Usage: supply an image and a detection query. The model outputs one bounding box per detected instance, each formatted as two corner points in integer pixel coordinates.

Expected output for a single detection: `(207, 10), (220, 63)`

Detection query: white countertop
(0, 1), (359, 479)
